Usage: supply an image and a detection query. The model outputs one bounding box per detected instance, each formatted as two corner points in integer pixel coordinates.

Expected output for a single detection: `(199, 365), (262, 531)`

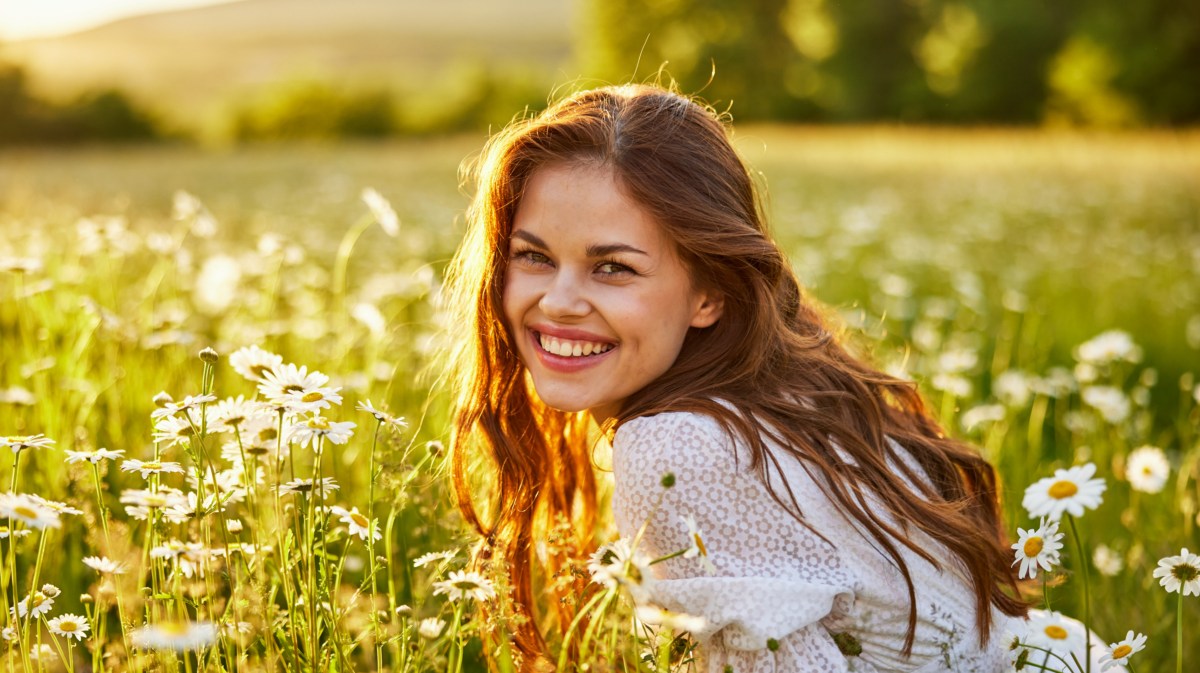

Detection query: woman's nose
(538, 271), (590, 319)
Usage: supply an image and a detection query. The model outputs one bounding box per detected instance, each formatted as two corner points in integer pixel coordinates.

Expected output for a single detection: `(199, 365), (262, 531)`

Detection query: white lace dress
(611, 410), (1027, 673)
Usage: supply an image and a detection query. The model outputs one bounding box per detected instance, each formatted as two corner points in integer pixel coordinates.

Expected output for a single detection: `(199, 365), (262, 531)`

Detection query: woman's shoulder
(614, 407), (734, 465)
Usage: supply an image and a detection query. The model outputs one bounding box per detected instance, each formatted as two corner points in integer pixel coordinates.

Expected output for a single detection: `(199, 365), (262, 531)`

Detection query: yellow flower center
(350, 512), (369, 527)
(30, 593), (46, 607)
(1112, 644), (1132, 659)
(301, 392), (324, 403)
(142, 461), (162, 470)
(59, 622), (79, 633)
(258, 428), (278, 442)
(1047, 480), (1078, 499)
(1044, 625), (1068, 640)
(1172, 563), (1199, 583)
(452, 580), (480, 591)
(250, 364), (273, 379)
(283, 384), (304, 394)
(1023, 537), (1044, 556)
(693, 533), (709, 557)
(14, 506), (37, 519)
(307, 417), (331, 430)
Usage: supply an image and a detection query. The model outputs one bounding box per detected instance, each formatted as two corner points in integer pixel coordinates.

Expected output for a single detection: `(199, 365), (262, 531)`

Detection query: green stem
(1066, 515), (1091, 673)
(1178, 590), (1184, 673)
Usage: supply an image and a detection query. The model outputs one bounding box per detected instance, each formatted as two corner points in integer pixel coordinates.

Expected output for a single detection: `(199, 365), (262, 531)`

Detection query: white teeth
(537, 333), (614, 358)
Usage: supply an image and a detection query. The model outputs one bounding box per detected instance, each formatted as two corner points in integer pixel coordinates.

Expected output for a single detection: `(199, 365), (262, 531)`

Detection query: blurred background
(1, 0), (1197, 145)
(1, 3), (1199, 668)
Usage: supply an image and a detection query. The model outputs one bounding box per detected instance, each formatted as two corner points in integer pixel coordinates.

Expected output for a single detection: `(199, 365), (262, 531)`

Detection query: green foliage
(0, 62), (162, 145)
(580, 0), (1200, 124)
(229, 67), (551, 141)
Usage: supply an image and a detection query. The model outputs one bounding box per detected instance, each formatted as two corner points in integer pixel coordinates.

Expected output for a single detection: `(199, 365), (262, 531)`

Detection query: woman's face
(502, 163), (722, 421)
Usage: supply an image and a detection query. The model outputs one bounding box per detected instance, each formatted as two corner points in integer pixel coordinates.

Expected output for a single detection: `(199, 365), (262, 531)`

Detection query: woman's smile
(501, 162), (722, 421)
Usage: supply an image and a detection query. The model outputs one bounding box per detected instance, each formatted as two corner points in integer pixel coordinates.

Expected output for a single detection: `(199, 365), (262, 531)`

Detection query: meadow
(0, 126), (1198, 671)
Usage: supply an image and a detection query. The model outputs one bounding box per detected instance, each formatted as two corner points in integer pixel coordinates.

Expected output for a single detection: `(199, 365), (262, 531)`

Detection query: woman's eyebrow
(585, 242), (648, 258)
(511, 230), (648, 258)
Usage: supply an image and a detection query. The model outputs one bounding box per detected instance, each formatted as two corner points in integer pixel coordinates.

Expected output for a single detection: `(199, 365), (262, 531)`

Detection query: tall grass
(0, 128), (1197, 670)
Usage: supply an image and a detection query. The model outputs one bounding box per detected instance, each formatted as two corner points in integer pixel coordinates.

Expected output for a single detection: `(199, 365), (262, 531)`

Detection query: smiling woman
(443, 83), (1037, 672)
(503, 163), (722, 420)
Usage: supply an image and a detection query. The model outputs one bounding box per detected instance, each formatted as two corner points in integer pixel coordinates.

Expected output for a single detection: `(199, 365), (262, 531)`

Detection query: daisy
(1098, 631), (1147, 671)
(1, 434), (55, 453)
(211, 395), (258, 432)
(152, 415), (201, 448)
(1011, 518), (1064, 579)
(1152, 547), (1200, 596)
(587, 538), (654, 602)
(259, 363), (340, 411)
(1125, 445), (1170, 494)
(1082, 386), (1131, 424)
(287, 416), (355, 448)
(1022, 463), (1106, 520)
(64, 447), (125, 465)
(12, 588), (56, 618)
(330, 506), (380, 542)
(680, 515), (717, 574)
(356, 399), (408, 429)
(47, 614), (91, 641)
(413, 549), (458, 568)
(151, 394), (217, 420)
(433, 570), (497, 603)
(121, 459), (186, 480)
(1093, 544), (1124, 577)
(32, 496), (83, 517)
(278, 477), (340, 497)
(83, 556), (128, 574)
(417, 617), (446, 640)
(0, 493), (62, 529)
(1020, 611), (1086, 659)
(28, 644), (56, 663)
(150, 539), (190, 560)
(130, 621), (218, 651)
(635, 605), (708, 633)
(232, 413), (283, 456)
(1076, 330), (1142, 366)
(229, 345), (284, 383)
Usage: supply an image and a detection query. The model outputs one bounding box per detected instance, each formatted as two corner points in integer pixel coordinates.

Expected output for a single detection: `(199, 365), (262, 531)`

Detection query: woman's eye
(512, 249), (551, 266)
(597, 261), (634, 276)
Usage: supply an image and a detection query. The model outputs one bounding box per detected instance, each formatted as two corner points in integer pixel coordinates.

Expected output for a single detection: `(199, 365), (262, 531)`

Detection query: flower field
(0, 128), (1198, 671)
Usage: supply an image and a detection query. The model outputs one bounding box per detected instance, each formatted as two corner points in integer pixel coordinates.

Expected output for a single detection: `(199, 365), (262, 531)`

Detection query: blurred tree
(579, 0), (813, 120)
(232, 80), (398, 141)
(817, 0), (926, 120)
(0, 62), (164, 144)
(580, 0), (1200, 124)
(1076, 0), (1200, 124)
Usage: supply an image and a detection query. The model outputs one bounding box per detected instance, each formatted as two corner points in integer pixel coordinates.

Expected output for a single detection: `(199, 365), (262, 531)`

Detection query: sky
(0, 0), (241, 40)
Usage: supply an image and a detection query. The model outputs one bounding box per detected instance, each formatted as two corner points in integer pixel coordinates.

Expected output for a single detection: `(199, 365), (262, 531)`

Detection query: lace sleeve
(612, 412), (865, 673)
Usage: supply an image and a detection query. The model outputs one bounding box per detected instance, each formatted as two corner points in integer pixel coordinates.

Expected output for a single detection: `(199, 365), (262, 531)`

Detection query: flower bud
(660, 472), (676, 489)
(152, 391), (174, 407)
(199, 347), (219, 363)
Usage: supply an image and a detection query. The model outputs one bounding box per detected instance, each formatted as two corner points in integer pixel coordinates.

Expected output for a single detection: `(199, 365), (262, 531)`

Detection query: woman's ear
(689, 291), (724, 328)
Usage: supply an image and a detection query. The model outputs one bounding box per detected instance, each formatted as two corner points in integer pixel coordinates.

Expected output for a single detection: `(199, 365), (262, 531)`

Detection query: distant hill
(2, 0), (578, 137)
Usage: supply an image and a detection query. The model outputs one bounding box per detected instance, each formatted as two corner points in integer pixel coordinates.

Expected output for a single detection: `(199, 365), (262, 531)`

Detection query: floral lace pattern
(611, 410), (1020, 673)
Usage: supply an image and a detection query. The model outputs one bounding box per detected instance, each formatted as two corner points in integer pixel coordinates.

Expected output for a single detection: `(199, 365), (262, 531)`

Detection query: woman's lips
(529, 329), (617, 373)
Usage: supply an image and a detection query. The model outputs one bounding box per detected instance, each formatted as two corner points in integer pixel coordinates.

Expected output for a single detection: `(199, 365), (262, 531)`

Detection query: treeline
(581, 0), (1200, 125)
(0, 64), (162, 144)
(0, 60), (548, 146)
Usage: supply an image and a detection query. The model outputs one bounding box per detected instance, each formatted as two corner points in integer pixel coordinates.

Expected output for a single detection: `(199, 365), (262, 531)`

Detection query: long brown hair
(445, 83), (1027, 664)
